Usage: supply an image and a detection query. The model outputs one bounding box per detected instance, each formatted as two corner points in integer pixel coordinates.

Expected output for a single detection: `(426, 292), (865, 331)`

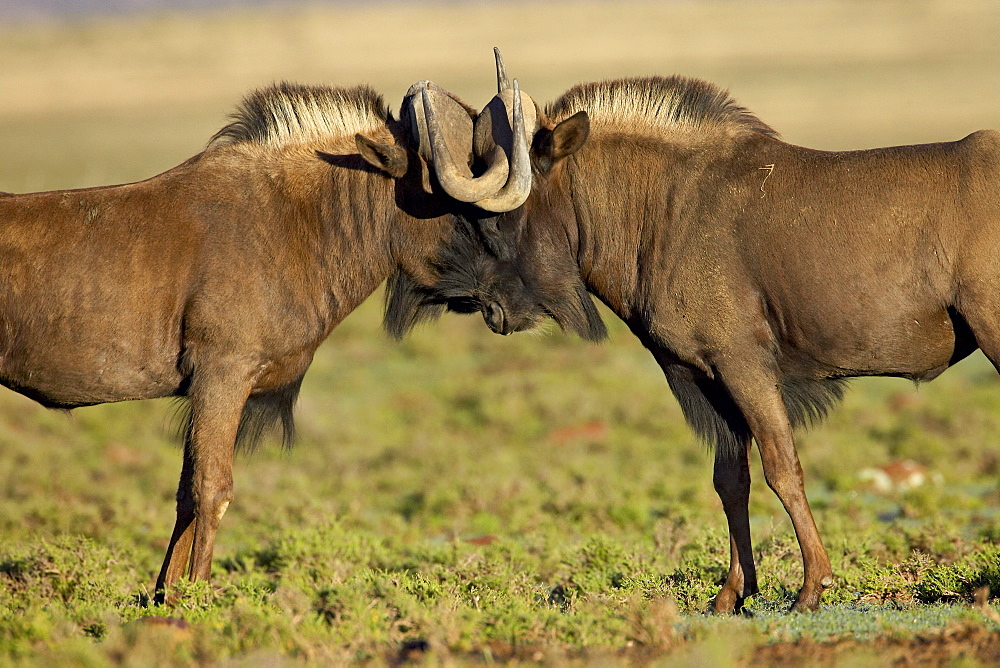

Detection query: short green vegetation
(2, 301), (998, 664)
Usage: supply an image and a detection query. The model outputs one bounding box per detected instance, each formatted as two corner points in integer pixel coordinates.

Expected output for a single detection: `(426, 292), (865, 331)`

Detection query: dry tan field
(1, 0), (999, 192)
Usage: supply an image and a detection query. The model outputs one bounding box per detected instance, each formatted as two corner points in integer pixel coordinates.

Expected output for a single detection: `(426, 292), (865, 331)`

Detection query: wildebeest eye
(445, 296), (482, 314)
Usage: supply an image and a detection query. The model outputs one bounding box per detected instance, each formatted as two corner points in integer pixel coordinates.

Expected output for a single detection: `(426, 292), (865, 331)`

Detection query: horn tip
(493, 47), (509, 95)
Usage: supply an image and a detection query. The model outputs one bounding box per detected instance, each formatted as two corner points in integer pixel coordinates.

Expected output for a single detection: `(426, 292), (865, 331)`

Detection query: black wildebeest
(390, 74), (1000, 612)
(0, 62), (532, 602)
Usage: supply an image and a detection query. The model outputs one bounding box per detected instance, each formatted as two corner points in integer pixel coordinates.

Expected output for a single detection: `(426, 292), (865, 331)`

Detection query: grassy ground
(1, 1), (999, 664)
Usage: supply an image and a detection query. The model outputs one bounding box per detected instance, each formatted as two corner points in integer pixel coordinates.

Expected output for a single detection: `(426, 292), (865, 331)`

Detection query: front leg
(154, 444), (196, 604)
(719, 362), (833, 611)
(653, 357), (760, 614)
(756, 422), (833, 611)
(711, 441), (758, 614)
(154, 368), (253, 602)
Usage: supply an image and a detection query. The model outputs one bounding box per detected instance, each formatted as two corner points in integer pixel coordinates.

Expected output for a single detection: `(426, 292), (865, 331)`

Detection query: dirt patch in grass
(382, 625), (1000, 666)
(753, 623), (1000, 666)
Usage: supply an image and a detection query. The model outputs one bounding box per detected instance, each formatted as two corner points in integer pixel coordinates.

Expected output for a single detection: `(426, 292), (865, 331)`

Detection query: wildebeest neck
(563, 132), (727, 321)
(219, 142), (412, 334)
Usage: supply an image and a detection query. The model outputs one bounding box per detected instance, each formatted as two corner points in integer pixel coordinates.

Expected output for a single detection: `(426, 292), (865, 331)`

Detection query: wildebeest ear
(355, 133), (408, 178)
(533, 111), (589, 172)
(550, 111), (589, 160)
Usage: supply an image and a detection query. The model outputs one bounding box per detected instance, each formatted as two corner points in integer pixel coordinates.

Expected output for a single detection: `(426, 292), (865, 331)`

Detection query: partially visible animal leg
(650, 353), (761, 613)
(711, 439), (758, 614)
(956, 291), (1000, 374)
(185, 378), (251, 582)
(756, 421), (832, 611)
(153, 444), (196, 604)
(719, 364), (832, 612)
(153, 371), (252, 601)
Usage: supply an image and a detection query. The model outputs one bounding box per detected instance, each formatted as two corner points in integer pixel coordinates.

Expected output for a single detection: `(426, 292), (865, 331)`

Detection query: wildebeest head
(342, 49), (563, 341)
(349, 81), (476, 221)
(351, 48), (533, 217)
(381, 74), (606, 342)
(359, 48), (583, 340)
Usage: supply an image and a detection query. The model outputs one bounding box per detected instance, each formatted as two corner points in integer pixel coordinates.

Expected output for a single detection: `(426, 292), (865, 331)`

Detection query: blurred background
(0, 0), (998, 597)
(2, 0), (999, 192)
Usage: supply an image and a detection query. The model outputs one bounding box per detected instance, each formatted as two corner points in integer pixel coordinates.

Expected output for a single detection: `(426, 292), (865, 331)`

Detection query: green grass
(1, 299), (999, 664)
(2, 1), (1000, 664)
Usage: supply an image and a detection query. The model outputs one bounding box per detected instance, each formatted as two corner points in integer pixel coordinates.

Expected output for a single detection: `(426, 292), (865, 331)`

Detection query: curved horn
(473, 79), (532, 213)
(493, 47), (509, 94)
(402, 80), (471, 165)
(422, 87), (510, 202)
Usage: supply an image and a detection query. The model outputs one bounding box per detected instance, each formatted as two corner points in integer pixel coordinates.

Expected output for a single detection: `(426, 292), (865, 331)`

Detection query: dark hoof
(710, 588), (752, 615)
(709, 592), (739, 615)
(789, 576), (832, 612)
(789, 595), (821, 612)
(153, 590), (180, 607)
